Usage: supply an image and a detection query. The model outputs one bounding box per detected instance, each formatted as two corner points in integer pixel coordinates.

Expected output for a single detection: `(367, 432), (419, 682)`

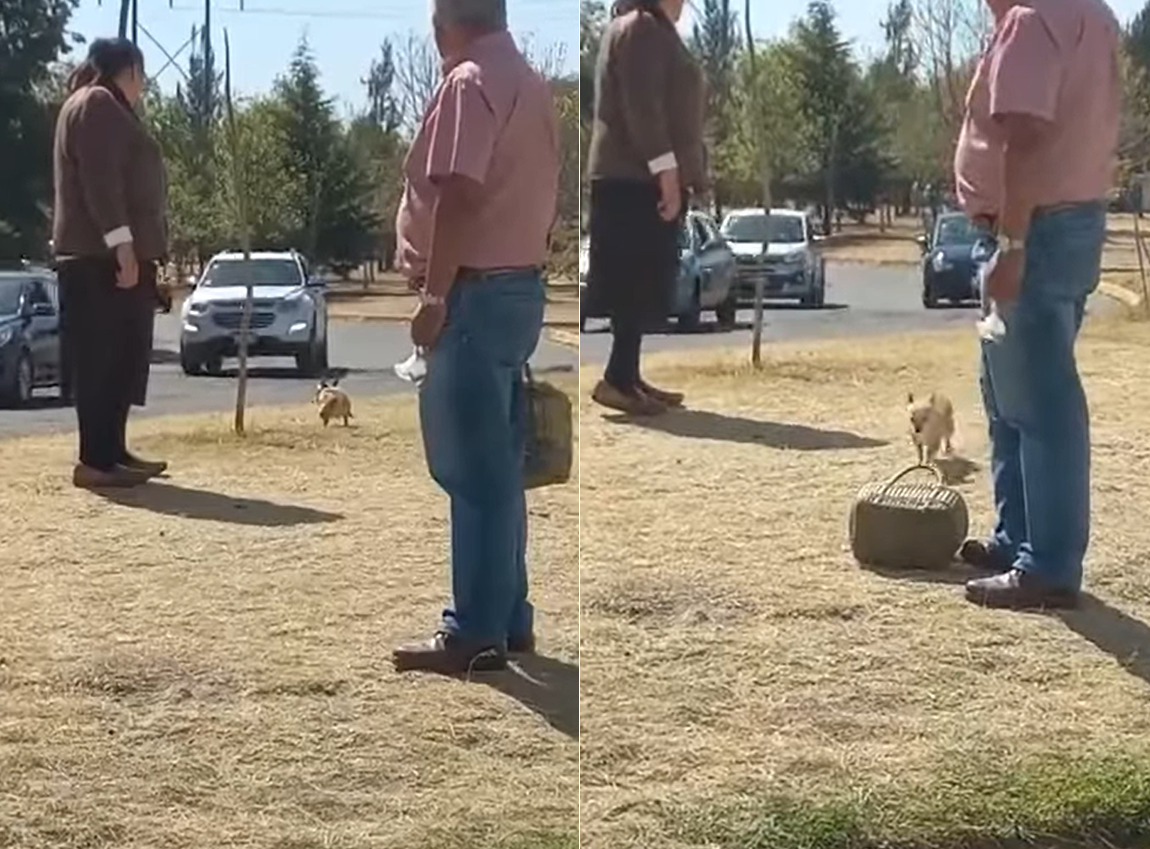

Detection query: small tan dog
(907, 392), (955, 464)
(315, 379), (353, 427)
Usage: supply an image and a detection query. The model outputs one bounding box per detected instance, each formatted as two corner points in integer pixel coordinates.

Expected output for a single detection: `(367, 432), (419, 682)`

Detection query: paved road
(579, 262), (1119, 361)
(0, 313), (576, 438)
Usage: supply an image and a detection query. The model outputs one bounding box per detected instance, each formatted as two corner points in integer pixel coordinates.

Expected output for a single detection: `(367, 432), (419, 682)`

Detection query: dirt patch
(579, 317), (1150, 848)
(0, 392), (577, 849)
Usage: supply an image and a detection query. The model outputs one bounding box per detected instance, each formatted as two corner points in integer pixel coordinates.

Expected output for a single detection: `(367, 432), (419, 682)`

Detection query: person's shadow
(476, 654), (578, 739)
(1058, 595), (1150, 686)
(98, 481), (343, 527)
(605, 408), (887, 451)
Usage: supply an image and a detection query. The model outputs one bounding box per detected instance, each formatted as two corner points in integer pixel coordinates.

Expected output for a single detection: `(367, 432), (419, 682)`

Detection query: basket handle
(881, 464), (943, 491)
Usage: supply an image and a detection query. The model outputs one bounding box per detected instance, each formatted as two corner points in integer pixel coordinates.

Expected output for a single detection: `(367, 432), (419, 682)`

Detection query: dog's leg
(916, 441), (925, 465)
(343, 415), (349, 427)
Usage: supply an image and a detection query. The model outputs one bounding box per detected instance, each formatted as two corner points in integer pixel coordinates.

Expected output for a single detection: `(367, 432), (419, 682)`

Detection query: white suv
(179, 250), (329, 376)
(720, 208), (826, 308)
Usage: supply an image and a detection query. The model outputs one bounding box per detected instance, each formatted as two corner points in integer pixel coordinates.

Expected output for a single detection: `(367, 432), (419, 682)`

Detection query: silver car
(721, 208), (827, 308)
(179, 251), (329, 376)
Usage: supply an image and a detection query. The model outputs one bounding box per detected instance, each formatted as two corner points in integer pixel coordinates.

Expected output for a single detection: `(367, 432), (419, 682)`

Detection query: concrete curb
(1098, 281), (1144, 311)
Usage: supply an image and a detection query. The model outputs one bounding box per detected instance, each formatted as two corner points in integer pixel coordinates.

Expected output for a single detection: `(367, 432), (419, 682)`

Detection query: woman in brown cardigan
(53, 39), (169, 489)
(586, 0), (706, 415)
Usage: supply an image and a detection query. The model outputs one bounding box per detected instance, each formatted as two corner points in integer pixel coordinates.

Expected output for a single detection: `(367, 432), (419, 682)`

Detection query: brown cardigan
(52, 85), (169, 262)
(586, 9), (707, 190)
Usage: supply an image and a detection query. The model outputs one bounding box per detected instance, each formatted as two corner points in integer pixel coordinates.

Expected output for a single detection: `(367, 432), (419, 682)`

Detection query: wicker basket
(849, 464), (969, 569)
(524, 365), (573, 491)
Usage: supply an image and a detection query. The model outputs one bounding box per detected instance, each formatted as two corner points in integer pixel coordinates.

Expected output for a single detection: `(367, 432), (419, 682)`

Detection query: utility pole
(118, 0), (130, 39)
(131, 0), (139, 44)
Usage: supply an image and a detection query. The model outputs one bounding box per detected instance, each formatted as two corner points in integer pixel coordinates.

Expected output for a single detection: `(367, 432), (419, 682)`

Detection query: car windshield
(721, 214), (805, 244)
(0, 279), (24, 315)
(201, 259), (302, 287)
(934, 216), (977, 247)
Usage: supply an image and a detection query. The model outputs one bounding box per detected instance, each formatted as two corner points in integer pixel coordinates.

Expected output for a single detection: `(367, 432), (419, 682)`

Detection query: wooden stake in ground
(745, 0), (770, 368)
(222, 31), (254, 436)
(1133, 211), (1150, 316)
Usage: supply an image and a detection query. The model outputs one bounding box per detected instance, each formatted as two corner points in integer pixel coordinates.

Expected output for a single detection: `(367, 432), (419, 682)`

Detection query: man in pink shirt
(955, 0), (1121, 609)
(391, 0), (561, 674)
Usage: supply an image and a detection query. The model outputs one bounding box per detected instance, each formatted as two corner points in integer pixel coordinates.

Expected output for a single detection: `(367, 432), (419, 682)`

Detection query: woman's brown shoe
(638, 380), (684, 407)
(592, 380), (666, 416)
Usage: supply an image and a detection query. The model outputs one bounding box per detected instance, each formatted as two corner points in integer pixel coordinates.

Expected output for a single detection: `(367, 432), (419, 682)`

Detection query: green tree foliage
(274, 39), (377, 266)
(0, 0), (78, 258)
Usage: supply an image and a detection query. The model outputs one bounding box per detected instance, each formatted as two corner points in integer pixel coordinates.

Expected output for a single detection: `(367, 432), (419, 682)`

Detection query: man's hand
(985, 246), (1026, 305)
(411, 300), (447, 349)
(114, 242), (138, 289)
(657, 168), (682, 222)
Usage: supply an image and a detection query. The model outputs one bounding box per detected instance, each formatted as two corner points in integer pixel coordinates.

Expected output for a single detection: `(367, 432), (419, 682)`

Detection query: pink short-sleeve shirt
(954, 0), (1121, 220)
(395, 31), (560, 280)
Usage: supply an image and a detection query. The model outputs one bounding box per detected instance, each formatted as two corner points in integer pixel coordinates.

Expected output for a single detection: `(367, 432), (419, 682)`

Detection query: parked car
(179, 250), (329, 376)
(578, 210), (738, 331)
(919, 212), (994, 308)
(0, 269), (63, 407)
(720, 208), (827, 307)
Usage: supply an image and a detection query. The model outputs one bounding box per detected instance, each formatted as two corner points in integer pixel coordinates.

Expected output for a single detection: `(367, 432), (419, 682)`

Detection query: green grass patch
(668, 754), (1150, 849)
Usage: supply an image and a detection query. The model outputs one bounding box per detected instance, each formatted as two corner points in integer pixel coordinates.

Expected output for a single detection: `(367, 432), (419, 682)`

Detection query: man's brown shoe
(965, 569), (1079, 610)
(73, 463), (151, 490)
(958, 538), (1012, 573)
(638, 380), (685, 407)
(392, 631), (507, 674)
(592, 380), (666, 416)
(120, 452), (168, 478)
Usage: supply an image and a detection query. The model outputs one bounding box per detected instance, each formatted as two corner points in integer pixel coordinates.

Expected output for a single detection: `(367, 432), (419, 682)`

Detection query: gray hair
(433, 0), (507, 31)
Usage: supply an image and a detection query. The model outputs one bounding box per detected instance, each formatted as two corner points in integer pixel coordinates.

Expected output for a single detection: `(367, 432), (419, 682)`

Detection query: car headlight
(277, 290), (311, 313)
(0, 326), (12, 347)
(932, 252), (953, 273)
(781, 251), (806, 267)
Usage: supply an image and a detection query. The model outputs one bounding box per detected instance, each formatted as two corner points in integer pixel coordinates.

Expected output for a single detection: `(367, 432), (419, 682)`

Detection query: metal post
(131, 0), (138, 44)
(118, 0), (130, 38)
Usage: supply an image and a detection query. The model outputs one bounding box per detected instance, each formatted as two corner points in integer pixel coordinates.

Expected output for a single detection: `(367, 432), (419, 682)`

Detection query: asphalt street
(1, 263), (1119, 438)
(0, 312), (576, 438)
(579, 262), (1119, 361)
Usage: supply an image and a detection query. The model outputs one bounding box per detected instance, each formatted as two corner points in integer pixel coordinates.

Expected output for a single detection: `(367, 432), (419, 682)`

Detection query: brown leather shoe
(73, 463), (151, 490)
(959, 539), (1012, 573)
(392, 631), (507, 674)
(508, 633), (536, 655)
(638, 380), (685, 407)
(592, 380), (666, 416)
(965, 569), (1079, 610)
(120, 452), (168, 478)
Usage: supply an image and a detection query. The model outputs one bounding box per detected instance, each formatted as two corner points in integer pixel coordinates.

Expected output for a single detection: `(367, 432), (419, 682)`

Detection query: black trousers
(57, 256), (156, 471)
(604, 313), (643, 390)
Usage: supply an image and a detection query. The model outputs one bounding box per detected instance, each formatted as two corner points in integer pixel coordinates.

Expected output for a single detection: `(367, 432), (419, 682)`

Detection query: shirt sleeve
(614, 15), (676, 174)
(424, 68), (499, 186)
(72, 88), (134, 246)
(987, 7), (1061, 123)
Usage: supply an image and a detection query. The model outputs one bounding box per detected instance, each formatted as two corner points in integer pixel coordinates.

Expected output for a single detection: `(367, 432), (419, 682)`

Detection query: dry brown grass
(579, 317), (1150, 848)
(0, 391), (577, 849)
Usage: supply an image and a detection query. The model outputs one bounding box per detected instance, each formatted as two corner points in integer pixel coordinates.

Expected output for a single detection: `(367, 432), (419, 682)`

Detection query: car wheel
(4, 352), (34, 407)
(180, 346), (202, 376)
(715, 294), (736, 327)
(205, 356), (224, 376)
(296, 329), (322, 377)
(677, 283), (702, 332)
(923, 288), (939, 309)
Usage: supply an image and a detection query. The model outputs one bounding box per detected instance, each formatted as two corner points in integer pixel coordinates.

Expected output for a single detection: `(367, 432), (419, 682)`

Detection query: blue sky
(67, 0), (1148, 110)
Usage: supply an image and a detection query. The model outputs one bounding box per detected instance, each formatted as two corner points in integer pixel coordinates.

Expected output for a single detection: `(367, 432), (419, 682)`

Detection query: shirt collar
(441, 29), (515, 75)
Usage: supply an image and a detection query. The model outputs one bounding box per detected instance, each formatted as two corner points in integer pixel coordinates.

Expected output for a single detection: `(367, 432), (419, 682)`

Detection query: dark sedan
(0, 270), (64, 407)
(919, 213), (993, 308)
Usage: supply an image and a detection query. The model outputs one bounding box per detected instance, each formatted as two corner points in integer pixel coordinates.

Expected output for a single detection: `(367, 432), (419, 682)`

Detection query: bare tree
(745, 0), (769, 368)
(391, 33), (440, 133)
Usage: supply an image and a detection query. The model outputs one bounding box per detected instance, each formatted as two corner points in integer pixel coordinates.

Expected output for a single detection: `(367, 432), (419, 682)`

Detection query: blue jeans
(979, 202), (1106, 591)
(418, 270), (545, 646)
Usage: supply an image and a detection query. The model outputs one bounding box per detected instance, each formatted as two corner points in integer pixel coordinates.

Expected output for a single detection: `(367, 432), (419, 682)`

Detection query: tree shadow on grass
(99, 481), (343, 527)
(474, 654), (578, 739)
(604, 408), (888, 451)
(1058, 594), (1150, 687)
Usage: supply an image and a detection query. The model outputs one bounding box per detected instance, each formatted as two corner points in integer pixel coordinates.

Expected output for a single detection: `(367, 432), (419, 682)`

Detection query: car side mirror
(305, 276), (326, 289)
(32, 302), (55, 317)
(186, 275), (198, 288)
(916, 235), (929, 252)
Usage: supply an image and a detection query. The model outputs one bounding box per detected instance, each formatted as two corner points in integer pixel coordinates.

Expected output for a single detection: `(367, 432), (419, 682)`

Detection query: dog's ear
(928, 392), (938, 405)
(331, 378), (340, 388)
(318, 379), (327, 389)
(907, 392), (915, 404)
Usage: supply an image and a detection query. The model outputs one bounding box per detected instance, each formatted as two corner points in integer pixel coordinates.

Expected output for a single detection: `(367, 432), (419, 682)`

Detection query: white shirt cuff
(103, 227), (133, 248)
(647, 152), (678, 175)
